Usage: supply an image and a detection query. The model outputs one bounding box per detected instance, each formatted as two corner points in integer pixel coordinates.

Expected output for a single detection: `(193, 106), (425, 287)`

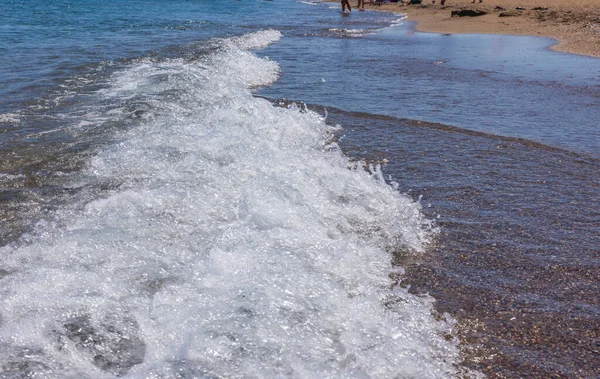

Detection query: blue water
(0, 0), (599, 377)
(0, 0), (266, 111)
(2, 0), (599, 154)
(259, 23), (600, 156)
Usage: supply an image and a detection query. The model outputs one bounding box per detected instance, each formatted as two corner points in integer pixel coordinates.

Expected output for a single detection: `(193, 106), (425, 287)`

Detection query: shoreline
(324, 0), (600, 58)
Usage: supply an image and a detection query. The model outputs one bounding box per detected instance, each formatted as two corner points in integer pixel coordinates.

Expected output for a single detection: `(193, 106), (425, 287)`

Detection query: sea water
(1, 0), (599, 377)
(0, 1), (460, 377)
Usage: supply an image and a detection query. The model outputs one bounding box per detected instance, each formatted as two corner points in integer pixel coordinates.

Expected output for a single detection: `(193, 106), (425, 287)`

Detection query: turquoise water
(1, 0), (599, 377)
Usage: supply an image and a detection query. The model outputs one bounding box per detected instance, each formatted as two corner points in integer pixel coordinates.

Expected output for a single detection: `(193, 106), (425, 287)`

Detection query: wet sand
(325, 0), (600, 58)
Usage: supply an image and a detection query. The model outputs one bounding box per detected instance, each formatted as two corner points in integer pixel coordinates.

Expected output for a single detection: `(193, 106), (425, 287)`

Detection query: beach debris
(532, 7), (549, 11)
(451, 8), (488, 17)
(499, 11), (519, 17)
(494, 5), (505, 11)
(515, 6), (526, 11)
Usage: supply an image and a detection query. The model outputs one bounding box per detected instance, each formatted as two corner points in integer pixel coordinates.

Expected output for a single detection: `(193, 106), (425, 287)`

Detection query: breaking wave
(0, 30), (459, 378)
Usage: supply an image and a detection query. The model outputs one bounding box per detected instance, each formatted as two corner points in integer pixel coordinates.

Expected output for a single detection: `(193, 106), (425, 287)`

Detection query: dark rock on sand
(451, 8), (488, 17)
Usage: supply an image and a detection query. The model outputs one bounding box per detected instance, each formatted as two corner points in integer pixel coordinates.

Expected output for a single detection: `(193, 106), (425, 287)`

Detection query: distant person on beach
(357, 0), (365, 10)
(341, 0), (351, 12)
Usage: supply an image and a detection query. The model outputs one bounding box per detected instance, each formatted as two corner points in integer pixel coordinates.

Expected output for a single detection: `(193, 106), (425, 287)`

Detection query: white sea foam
(391, 15), (408, 25)
(328, 28), (375, 38)
(0, 31), (459, 378)
(0, 112), (21, 124)
(299, 1), (320, 5)
(230, 29), (282, 50)
(0, 173), (26, 180)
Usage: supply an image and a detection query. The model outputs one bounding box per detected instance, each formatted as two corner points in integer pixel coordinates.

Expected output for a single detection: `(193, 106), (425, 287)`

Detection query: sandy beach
(332, 0), (600, 58)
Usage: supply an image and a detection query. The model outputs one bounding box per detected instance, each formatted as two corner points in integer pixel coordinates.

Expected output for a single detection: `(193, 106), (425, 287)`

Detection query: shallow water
(260, 20), (600, 157)
(326, 108), (600, 377)
(1, 0), (599, 377)
(258, 12), (600, 375)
